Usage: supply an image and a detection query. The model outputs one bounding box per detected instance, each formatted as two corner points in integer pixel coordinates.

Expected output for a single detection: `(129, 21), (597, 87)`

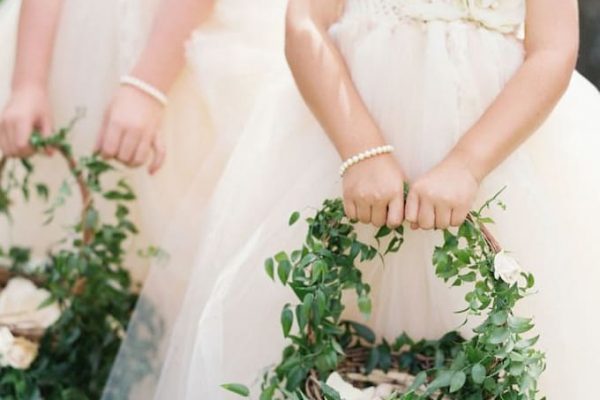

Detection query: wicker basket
(303, 219), (503, 400)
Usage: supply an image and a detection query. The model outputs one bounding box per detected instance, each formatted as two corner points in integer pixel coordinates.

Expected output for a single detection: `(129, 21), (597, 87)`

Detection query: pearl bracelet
(120, 75), (168, 107)
(339, 145), (395, 177)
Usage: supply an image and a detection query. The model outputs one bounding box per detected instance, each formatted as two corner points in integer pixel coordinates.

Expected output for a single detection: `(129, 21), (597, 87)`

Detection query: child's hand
(405, 155), (479, 230)
(0, 85), (53, 158)
(343, 154), (406, 228)
(95, 86), (166, 174)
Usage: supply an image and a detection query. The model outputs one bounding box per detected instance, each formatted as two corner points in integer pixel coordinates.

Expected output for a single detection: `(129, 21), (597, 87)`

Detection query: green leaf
(471, 363), (486, 384)
(407, 371), (427, 392)
(320, 383), (342, 400)
(349, 321), (376, 344)
(427, 370), (453, 392)
(508, 315), (533, 334)
(259, 386), (275, 400)
(289, 211), (301, 226)
(221, 383), (250, 397)
(277, 260), (292, 285)
(460, 271), (477, 282)
(490, 310), (508, 326)
(375, 226), (391, 238)
(358, 294), (372, 318)
(489, 327), (510, 344)
(281, 306), (294, 337)
(449, 371), (467, 393)
(385, 237), (403, 254)
(265, 258), (275, 280)
(83, 208), (99, 230)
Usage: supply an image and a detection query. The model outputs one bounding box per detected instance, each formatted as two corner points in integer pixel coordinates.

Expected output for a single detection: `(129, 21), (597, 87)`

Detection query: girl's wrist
(446, 147), (488, 184)
(339, 144), (395, 177)
(119, 75), (168, 107)
(11, 79), (48, 94)
(129, 53), (181, 96)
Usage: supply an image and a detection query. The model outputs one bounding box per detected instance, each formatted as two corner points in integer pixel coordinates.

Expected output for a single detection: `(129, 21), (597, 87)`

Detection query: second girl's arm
(0, 0), (64, 157)
(286, 0), (406, 227)
(406, 0), (579, 230)
(96, 0), (215, 173)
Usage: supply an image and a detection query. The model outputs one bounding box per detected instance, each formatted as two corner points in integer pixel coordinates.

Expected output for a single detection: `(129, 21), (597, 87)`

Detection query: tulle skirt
(110, 15), (600, 400)
(0, 0), (283, 280)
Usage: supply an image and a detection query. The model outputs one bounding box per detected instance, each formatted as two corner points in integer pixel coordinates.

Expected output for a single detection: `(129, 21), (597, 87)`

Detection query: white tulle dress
(106, 0), (600, 399)
(0, 0), (282, 279)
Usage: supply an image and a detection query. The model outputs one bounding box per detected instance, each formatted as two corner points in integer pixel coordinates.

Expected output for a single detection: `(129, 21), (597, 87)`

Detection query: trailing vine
(0, 127), (160, 400)
(224, 192), (545, 399)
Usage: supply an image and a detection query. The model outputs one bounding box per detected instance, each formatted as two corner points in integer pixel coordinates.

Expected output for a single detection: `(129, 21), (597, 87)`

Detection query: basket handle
(0, 146), (94, 245)
(467, 213), (503, 253)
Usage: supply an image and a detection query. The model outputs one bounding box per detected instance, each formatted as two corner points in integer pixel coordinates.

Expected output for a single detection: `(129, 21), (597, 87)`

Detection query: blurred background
(579, 0), (600, 88)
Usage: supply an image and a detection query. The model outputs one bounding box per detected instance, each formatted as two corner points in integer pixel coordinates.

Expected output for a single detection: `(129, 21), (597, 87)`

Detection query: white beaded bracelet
(120, 75), (168, 107)
(339, 145), (395, 177)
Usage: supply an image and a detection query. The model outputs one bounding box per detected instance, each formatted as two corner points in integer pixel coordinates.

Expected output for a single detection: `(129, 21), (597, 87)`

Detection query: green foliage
(0, 129), (157, 399)
(223, 194), (545, 400)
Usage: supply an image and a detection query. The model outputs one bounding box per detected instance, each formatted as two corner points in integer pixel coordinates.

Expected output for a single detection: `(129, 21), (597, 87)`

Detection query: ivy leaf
(471, 363), (486, 384)
(259, 386), (275, 400)
(348, 321), (376, 344)
(508, 315), (533, 334)
(320, 382), (342, 400)
(426, 370), (453, 393)
(281, 306), (294, 337)
(449, 371), (467, 393)
(221, 383), (250, 397)
(265, 258), (275, 280)
(277, 260), (292, 285)
(490, 310), (508, 326)
(489, 327), (510, 344)
(289, 211), (301, 226)
(375, 226), (391, 239)
(358, 294), (372, 318)
(406, 371), (427, 392)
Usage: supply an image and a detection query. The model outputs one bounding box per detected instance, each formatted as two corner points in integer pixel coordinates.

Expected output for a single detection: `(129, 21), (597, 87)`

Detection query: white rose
(4, 337), (39, 370)
(0, 326), (15, 352)
(0, 326), (15, 366)
(493, 251), (522, 285)
(0, 277), (61, 330)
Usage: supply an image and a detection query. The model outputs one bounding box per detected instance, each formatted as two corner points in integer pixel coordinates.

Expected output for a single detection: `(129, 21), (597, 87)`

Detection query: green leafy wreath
(224, 192), (546, 400)
(0, 126), (159, 400)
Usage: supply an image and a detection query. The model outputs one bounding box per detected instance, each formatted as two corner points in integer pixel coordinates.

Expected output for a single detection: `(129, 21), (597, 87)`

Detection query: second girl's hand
(95, 0), (215, 174)
(285, 0), (405, 228)
(0, 0), (64, 158)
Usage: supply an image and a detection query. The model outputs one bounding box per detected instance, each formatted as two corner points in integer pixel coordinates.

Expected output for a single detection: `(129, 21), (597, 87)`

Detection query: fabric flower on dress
(493, 251), (522, 285)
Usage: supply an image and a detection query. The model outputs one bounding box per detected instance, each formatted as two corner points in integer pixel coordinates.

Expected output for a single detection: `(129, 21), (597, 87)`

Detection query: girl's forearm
(12, 0), (64, 90)
(285, 3), (387, 160)
(129, 0), (215, 94)
(449, 0), (579, 181)
(451, 48), (577, 182)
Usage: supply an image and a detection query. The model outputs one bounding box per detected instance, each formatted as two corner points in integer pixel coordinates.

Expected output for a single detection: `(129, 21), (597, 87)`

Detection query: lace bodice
(343, 0), (526, 35)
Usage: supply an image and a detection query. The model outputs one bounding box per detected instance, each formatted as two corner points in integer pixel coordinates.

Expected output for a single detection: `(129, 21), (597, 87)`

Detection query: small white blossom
(493, 251), (522, 285)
